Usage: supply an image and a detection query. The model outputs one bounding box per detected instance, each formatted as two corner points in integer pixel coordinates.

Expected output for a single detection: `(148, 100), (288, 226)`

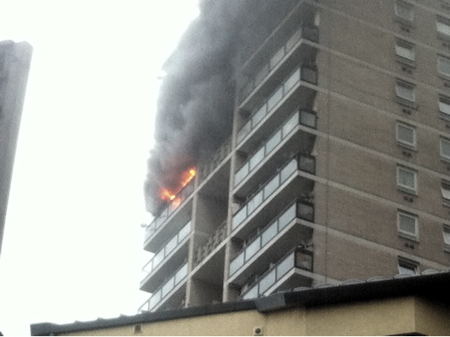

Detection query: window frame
(396, 122), (416, 148)
(397, 211), (419, 240)
(443, 225), (450, 251)
(397, 165), (418, 194)
(436, 16), (450, 39)
(437, 54), (450, 77)
(394, 0), (415, 23)
(395, 39), (416, 63)
(441, 180), (450, 206)
(439, 95), (450, 119)
(395, 80), (416, 104)
(397, 257), (419, 275)
(440, 137), (450, 161)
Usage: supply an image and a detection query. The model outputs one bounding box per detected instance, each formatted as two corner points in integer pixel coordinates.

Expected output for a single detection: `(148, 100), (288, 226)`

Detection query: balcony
(144, 182), (194, 252)
(236, 65), (317, 150)
(141, 221), (191, 292)
(234, 109), (317, 197)
(239, 26), (318, 108)
(139, 262), (188, 313)
(232, 154), (315, 240)
(229, 201), (313, 286)
(198, 137), (231, 183)
(240, 247), (313, 300)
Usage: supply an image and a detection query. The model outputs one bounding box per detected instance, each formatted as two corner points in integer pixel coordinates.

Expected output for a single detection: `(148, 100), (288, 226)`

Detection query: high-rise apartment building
(140, 0), (450, 312)
(0, 41), (32, 253)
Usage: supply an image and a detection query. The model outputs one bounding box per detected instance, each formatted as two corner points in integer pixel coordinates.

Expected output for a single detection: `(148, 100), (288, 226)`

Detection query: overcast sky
(0, 1), (199, 335)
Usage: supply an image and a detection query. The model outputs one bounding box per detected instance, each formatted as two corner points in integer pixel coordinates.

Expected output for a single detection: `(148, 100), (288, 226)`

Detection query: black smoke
(144, 0), (300, 214)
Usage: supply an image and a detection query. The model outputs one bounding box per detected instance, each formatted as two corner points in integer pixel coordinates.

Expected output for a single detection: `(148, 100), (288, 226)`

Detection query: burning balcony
(141, 221), (191, 292)
(240, 247), (313, 300)
(228, 200), (313, 287)
(231, 154), (315, 240)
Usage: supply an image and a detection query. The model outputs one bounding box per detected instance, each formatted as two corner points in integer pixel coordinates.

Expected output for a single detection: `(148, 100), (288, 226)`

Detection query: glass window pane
(299, 156), (315, 174)
(397, 167), (416, 190)
(441, 184), (450, 200)
(395, 0), (414, 21)
(237, 120), (252, 144)
(395, 43), (415, 61)
(398, 263), (417, 275)
(282, 112), (299, 137)
(301, 67), (317, 84)
(259, 269), (276, 294)
(249, 147), (265, 171)
(296, 250), (313, 270)
(277, 253), (294, 279)
(254, 64), (269, 87)
(278, 204), (296, 230)
(235, 163), (249, 186)
(439, 98), (450, 116)
(175, 264), (188, 284)
(149, 290), (161, 309)
(261, 222), (277, 246)
(232, 206), (247, 229)
(265, 130), (282, 154)
(153, 249), (165, 268)
(399, 213), (417, 235)
(280, 159), (297, 183)
(245, 238), (261, 262)
(286, 29), (302, 51)
(270, 46), (285, 69)
(252, 104), (266, 127)
(441, 139), (450, 159)
(243, 285), (258, 300)
(298, 202), (314, 222)
(263, 174), (280, 199)
(178, 221), (191, 242)
(396, 124), (415, 146)
(267, 87), (283, 111)
(443, 230), (450, 245)
(300, 111), (316, 128)
(166, 236), (178, 255)
(247, 191), (263, 215)
(229, 252), (244, 275)
(284, 68), (300, 93)
(438, 56), (450, 76)
(396, 83), (415, 102)
(162, 278), (175, 297)
(437, 21), (450, 37)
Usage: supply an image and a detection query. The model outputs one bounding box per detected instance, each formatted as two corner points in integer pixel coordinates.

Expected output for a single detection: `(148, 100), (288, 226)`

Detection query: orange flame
(159, 167), (197, 203)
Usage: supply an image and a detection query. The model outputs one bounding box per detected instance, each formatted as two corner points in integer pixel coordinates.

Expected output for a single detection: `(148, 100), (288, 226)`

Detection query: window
(396, 122), (416, 148)
(437, 16), (450, 38)
(441, 181), (450, 205)
(398, 257), (418, 275)
(395, 39), (415, 61)
(439, 96), (450, 119)
(443, 225), (450, 249)
(397, 166), (417, 193)
(440, 137), (450, 161)
(395, 80), (415, 103)
(438, 55), (450, 77)
(397, 211), (418, 239)
(395, 0), (415, 22)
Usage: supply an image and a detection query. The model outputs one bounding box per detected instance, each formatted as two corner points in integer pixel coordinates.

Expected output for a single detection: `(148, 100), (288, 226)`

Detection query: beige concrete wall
(59, 296), (450, 336)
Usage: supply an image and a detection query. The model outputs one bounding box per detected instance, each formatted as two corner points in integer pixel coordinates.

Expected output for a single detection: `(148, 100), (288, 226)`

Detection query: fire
(159, 167), (197, 203)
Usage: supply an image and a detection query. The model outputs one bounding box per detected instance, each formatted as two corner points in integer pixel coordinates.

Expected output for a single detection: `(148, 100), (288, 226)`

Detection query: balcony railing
(193, 221), (227, 267)
(239, 26), (319, 103)
(142, 221), (191, 282)
(199, 137), (231, 181)
(145, 181), (195, 242)
(237, 65), (317, 145)
(232, 154), (316, 231)
(235, 109), (317, 187)
(139, 262), (188, 312)
(241, 247), (313, 300)
(229, 201), (314, 277)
